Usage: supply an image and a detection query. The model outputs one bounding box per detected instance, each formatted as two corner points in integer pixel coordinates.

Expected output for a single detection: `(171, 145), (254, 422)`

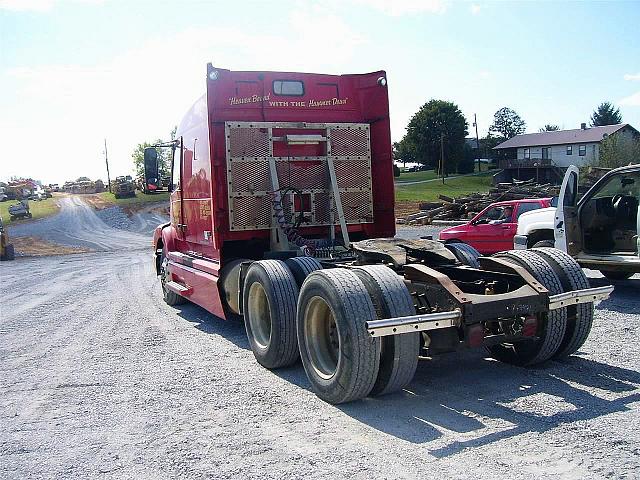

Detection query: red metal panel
(167, 260), (226, 319)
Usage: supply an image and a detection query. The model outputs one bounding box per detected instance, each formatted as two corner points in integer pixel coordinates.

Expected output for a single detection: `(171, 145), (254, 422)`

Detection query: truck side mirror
(143, 147), (159, 193)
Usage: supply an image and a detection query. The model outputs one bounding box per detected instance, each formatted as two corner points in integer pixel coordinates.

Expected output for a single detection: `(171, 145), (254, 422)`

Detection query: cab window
(592, 172), (640, 199)
(516, 202), (542, 219)
(477, 206), (514, 223)
(273, 80), (304, 96)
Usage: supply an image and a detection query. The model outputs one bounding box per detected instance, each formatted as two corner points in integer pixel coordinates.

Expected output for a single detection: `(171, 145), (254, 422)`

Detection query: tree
(540, 124), (559, 132)
(590, 102), (622, 126)
(132, 130), (175, 179)
(392, 139), (417, 164)
(489, 107), (526, 139)
(458, 143), (476, 174)
(481, 134), (508, 163)
(597, 134), (640, 168)
(402, 99), (468, 173)
(76, 176), (91, 182)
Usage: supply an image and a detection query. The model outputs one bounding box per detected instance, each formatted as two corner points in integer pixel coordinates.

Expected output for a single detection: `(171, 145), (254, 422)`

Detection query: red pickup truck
(438, 198), (553, 254)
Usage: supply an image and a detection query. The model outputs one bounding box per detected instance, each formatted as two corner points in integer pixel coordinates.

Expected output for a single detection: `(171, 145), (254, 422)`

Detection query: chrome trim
(366, 310), (462, 338)
(548, 285), (613, 310)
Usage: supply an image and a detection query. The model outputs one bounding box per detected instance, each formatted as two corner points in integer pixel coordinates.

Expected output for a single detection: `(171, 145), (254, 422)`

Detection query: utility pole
(473, 113), (480, 171)
(104, 138), (112, 193)
(440, 133), (445, 184)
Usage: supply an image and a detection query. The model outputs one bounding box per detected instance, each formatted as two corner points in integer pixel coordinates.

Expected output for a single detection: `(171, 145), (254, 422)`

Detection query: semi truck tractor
(145, 64), (612, 404)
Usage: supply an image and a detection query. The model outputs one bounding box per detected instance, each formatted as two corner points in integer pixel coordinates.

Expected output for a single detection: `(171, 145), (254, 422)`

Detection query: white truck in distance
(515, 164), (640, 280)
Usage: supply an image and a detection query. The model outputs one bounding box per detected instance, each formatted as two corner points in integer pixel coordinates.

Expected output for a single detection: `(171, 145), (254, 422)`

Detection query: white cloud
(0, 0), (101, 12)
(470, 4), (481, 15)
(352, 0), (447, 16)
(478, 70), (490, 79)
(1, 15), (368, 184)
(620, 91), (640, 106)
(623, 73), (640, 81)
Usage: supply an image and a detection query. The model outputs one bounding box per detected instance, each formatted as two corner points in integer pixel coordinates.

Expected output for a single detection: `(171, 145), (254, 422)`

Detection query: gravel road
(1, 197), (639, 479)
(8, 196), (157, 251)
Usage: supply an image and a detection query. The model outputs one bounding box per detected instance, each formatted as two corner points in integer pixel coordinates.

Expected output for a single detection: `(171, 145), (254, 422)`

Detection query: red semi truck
(146, 64), (611, 404)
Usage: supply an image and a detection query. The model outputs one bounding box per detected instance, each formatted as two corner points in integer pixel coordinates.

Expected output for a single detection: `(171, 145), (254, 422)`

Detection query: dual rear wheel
(242, 260), (419, 404)
(492, 248), (594, 365)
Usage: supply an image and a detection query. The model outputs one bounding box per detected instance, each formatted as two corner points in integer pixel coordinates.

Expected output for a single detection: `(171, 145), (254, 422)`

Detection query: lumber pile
(398, 179), (560, 225)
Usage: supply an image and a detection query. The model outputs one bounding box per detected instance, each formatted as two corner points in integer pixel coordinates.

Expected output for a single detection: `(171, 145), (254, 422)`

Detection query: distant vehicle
(439, 198), (553, 254)
(113, 176), (136, 199)
(8, 200), (32, 221)
(515, 164), (640, 280)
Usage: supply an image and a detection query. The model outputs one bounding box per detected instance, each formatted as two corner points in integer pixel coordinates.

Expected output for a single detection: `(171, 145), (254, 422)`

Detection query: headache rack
(224, 122), (374, 238)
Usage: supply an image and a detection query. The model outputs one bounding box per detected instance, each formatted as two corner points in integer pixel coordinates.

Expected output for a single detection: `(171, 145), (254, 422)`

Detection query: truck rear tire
(491, 250), (568, 365)
(297, 268), (380, 404)
(600, 270), (633, 281)
(445, 242), (481, 268)
(532, 248), (594, 358)
(353, 265), (420, 396)
(285, 256), (322, 288)
(243, 260), (299, 369)
(532, 240), (554, 248)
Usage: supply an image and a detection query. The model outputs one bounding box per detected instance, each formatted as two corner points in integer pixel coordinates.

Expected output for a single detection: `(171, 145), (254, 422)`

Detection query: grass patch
(395, 170), (438, 183)
(395, 172), (494, 202)
(0, 197), (60, 223)
(97, 191), (170, 206)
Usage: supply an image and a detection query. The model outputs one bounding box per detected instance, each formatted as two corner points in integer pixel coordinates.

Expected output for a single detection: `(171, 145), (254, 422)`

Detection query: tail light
(467, 324), (484, 347)
(522, 315), (538, 337)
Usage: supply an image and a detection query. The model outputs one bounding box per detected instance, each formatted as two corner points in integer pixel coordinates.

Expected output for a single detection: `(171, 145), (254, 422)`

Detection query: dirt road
(1, 198), (639, 479)
(7, 196), (153, 251)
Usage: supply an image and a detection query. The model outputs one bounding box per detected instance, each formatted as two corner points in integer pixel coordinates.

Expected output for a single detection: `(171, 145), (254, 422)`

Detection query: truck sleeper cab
(147, 65), (611, 404)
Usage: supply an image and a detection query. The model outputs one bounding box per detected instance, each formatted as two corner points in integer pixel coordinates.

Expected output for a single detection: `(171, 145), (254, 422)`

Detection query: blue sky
(1, 0), (639, 183)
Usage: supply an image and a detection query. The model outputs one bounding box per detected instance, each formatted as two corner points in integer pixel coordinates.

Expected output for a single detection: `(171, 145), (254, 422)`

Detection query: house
(493, 123), (639, 183)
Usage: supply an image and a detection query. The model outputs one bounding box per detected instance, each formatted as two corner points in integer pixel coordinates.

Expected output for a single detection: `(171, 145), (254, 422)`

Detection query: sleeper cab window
(579, 145), (586, 156)
(273, 80), (304, 96)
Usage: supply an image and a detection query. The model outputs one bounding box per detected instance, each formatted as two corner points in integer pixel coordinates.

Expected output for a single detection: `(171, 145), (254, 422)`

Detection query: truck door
(555, 165), (580, 254)
(171, 138), (185, 241)
(468, 204), (516, 253)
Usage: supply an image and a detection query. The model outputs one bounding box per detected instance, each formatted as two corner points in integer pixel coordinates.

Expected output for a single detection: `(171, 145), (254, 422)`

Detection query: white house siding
(516, 142), (599, 167)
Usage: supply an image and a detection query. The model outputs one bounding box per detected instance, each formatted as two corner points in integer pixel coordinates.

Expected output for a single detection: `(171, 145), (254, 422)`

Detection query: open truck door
(554, 165), (580, 255)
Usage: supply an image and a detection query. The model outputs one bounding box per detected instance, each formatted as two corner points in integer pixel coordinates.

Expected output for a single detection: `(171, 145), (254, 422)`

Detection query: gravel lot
(1, 197), (639, 479)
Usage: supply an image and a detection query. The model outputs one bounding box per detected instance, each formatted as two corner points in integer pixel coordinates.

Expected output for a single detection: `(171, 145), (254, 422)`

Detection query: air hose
(270, 189), (339, 256)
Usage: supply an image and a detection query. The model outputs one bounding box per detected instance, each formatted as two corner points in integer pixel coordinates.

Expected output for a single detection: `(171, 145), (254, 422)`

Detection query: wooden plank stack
(398, 179), (560, 225)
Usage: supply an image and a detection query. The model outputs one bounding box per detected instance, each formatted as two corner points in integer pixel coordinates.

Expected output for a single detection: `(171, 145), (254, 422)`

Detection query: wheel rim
(247, 282), (271, 349)
(305, 296), (340, 379)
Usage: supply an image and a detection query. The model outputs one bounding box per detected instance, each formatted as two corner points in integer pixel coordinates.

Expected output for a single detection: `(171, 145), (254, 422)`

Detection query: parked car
(515, 164), (640, 280)
(439, 198), (553, 254)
